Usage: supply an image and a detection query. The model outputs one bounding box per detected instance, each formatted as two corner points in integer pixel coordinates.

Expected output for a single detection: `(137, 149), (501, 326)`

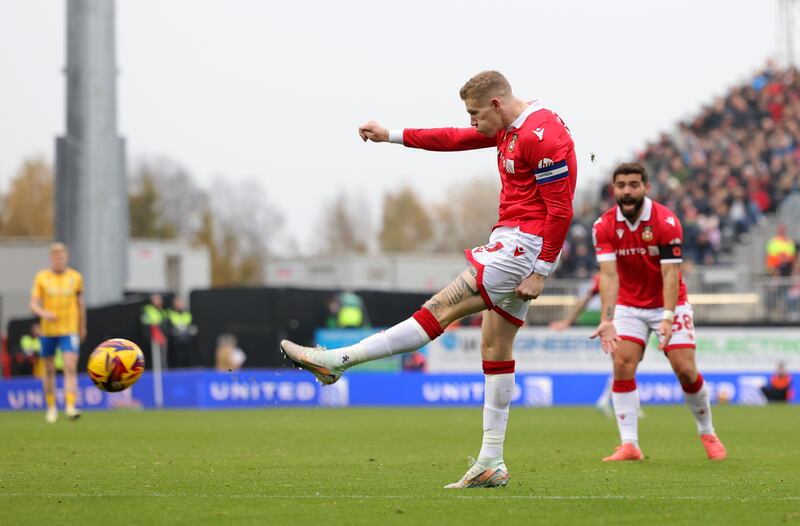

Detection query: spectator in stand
(561, 63), (800, 276)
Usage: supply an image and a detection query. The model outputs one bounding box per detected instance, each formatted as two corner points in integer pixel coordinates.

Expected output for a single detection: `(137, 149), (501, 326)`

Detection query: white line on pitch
(1, 493), (798, 501)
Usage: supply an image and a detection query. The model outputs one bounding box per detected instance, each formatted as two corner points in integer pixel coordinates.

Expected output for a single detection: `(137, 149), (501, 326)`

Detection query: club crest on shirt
(642, 226), (654, 242)
(508, 133), (518, 152)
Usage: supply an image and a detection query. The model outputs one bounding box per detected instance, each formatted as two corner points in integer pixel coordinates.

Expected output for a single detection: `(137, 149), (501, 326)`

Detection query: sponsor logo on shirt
(533, 127), (545, 141)
(616, 247), (648, 256)
(665, 216), (676, 227)
(616, 228), (624, 239)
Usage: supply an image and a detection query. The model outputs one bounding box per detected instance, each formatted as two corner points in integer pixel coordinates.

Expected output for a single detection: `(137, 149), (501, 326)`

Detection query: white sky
(0, 0), (782, 251)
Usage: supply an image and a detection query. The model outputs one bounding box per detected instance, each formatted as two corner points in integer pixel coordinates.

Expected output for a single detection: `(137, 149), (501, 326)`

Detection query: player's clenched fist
(358, 121), (389, 142)
(515, 273), (546, 301)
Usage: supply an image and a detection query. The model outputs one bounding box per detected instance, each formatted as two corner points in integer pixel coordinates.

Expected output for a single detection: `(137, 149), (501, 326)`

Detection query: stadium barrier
(317, 327), (800, 374)
(0, 369), (792, 410)
(6, 284), (798, 378)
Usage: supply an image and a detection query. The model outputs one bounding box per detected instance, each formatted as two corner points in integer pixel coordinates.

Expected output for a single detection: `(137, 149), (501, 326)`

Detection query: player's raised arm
(399, 126), (497, 151)
(360, 121), (496, 151)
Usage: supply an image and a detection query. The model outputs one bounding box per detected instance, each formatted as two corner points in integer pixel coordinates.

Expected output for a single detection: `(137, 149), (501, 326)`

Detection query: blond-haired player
(282, 71), (577, 488)
(30, 243), (86, 422)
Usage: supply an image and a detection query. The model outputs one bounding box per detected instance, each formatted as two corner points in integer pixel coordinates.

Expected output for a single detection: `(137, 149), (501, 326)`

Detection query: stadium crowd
(559, 63), (800, 278)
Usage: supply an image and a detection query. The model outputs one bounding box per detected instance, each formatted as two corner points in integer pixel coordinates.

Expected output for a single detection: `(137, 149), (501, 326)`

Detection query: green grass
(1, 405), (798, 525)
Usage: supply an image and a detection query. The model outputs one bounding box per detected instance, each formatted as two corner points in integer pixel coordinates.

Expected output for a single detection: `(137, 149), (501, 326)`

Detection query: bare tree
(199, 177), (284, 285)
(129, 157), (207, 239)
(431, 175), (499, 252)
(379, 186), (433, 252)
(316, 191), (370, 255)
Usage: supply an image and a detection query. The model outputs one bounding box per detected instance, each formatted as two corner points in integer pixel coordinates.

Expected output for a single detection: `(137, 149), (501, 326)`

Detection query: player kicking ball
(590, 163), (727, 462)
(281, 71), (577, 488)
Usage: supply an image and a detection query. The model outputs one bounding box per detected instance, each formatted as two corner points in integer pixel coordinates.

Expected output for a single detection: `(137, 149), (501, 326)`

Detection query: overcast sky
(0, 0), (783, 251)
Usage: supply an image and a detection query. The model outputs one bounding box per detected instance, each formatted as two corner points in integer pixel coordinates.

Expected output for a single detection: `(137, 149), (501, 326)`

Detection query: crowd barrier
(0, 369), (791, 410)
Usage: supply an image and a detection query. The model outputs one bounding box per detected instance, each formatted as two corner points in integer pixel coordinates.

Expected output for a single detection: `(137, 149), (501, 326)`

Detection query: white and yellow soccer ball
(87, 338), (145, 392)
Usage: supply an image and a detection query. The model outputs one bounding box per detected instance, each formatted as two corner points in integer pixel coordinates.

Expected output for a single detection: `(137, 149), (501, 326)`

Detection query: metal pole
(56, 0), (128, 307)
(151, 339), (164, 408)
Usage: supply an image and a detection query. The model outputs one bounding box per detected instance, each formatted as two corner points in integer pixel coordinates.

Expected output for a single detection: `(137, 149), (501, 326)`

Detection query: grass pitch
(1, 405), (798, 525)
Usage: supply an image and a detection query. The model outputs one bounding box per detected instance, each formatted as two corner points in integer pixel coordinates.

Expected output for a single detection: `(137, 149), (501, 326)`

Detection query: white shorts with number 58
(613, 303), (696, 352)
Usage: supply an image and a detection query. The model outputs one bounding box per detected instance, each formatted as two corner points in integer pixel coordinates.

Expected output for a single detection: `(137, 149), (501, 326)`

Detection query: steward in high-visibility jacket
(766, 225), (796, 276)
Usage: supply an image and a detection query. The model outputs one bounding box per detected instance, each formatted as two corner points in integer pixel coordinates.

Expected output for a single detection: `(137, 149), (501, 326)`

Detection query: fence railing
(530, 274), (800, 325)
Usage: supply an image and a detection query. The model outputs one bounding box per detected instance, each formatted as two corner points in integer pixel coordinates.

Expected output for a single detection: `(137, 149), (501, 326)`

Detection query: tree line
(0, 156), (500, 285)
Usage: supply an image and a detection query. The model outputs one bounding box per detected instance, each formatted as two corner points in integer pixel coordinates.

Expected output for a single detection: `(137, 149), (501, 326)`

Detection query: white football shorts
(614, 303), (696, 352)
(464, 226), (557, 327)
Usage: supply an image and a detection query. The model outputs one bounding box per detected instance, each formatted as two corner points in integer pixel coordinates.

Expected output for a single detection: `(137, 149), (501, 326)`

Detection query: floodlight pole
(56, 0), (128, 307)
(778, 0), (799, 67)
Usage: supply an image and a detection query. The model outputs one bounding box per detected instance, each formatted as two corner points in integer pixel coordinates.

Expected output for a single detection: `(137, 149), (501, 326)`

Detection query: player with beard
(590, 163), (727, 461)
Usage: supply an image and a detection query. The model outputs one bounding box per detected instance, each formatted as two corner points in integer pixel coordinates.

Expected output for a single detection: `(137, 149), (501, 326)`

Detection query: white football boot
(280, 340), (344, 385)
(66, 406), (82, 420)
(45, 407), (58, 423)
(444, 458), (510, 489)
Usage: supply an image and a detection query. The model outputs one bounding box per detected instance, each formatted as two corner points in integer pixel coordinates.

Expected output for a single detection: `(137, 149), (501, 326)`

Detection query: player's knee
(613, 357), (638, 376)
(481, 338), (512, 361)
(673, 365), (696, 385)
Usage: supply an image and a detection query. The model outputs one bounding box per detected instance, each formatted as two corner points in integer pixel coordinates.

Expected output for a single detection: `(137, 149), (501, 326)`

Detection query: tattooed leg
(422, 268), (486, 326)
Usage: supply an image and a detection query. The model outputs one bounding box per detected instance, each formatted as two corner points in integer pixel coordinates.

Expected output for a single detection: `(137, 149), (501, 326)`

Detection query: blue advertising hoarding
(0, 369), (788, 410)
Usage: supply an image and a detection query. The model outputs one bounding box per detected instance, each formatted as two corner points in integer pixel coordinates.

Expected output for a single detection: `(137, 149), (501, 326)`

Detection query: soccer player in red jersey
(590, 163), (727, 461)
(281, 71), (577, 488)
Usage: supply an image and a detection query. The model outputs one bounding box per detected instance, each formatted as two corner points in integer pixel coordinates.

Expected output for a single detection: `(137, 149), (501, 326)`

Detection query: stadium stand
(561, 63), (800, 276)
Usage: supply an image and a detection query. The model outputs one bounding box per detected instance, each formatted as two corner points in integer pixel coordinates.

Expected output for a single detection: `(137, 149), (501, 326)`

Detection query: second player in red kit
(591, 163), (727, 462)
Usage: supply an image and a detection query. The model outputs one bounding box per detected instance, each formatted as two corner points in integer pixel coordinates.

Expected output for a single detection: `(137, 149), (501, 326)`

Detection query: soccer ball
(87, 338), (145, 392)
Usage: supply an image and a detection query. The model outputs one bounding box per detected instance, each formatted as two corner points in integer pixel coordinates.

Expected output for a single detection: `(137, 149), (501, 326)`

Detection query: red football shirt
(394, 101), (577, 275)
(593, 198), (688, 309)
